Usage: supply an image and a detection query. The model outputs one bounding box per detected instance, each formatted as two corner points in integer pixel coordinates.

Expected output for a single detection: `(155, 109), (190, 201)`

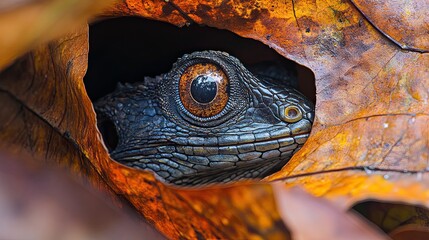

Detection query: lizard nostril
(282, 105), (303, 123)
(97, 118), (119, 152)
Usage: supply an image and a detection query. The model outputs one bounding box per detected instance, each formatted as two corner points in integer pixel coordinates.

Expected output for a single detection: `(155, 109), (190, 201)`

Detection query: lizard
(94, 51), (314, 186)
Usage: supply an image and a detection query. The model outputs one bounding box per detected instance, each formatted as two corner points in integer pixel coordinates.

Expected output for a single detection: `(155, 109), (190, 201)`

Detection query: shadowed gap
(84, 17), (316, 102)
(353, 200), (429, 238)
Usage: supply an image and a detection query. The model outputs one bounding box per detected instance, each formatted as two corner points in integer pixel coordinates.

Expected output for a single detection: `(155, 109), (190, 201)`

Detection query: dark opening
(84, 17), (316, 103)
(97, 118), (119, 152)
(353, 201), (429, 238)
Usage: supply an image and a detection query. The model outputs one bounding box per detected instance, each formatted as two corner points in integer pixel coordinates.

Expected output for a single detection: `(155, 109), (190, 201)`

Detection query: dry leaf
(1, 0), (428, 239)
(350, 0), (429, 52)
(0, 0), (114, 69)
(0, 152), (163, 240)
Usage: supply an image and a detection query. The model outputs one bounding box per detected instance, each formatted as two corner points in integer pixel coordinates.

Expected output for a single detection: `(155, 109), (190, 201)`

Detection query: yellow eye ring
(283, 105), (303, 123)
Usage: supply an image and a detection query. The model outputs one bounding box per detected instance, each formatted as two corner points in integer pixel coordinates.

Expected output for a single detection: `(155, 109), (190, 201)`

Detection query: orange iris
(179, 63), (229, 118)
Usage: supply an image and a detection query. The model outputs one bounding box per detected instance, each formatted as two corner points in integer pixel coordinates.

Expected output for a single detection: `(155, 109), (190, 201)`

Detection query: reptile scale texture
(95, 51), (314, 185)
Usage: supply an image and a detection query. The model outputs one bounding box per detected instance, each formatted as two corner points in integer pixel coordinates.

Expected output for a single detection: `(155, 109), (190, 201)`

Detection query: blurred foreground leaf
(0, 0), (428, 239)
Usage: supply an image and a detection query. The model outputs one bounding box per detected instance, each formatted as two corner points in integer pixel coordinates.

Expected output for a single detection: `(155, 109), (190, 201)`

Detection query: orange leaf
(1, 0), (429, 239)
(0, 0), (115, 69)
(351, 0), (429, 52)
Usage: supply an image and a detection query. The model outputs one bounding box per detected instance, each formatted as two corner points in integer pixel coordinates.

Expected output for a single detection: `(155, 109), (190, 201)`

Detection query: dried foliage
(1, 0), (428, 239)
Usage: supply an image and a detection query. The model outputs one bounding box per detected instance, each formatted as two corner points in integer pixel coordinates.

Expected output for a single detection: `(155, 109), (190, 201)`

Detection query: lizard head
(95, 51), (314, 185)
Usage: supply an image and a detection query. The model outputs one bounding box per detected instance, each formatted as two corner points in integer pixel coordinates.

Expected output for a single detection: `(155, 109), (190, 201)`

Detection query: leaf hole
(84, 17), (317, 181)
(352, 200), (429, 239)
(97, 118), (119, 152)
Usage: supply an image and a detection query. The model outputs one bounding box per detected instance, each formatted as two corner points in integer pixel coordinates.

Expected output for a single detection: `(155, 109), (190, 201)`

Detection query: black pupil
(288, 108), (298, 117)
(190, 75), (218, 103)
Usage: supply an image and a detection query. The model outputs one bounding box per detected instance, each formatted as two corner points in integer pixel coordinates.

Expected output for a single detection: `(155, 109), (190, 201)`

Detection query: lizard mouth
(109, 132), (310, 185)
(112, 132), (309, 160)
(170, 133), (310, 185)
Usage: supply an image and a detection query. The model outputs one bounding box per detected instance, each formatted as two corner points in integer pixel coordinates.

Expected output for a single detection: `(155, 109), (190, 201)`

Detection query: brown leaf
(1, 0), (429, 239)
(0, 26), (111, 192)
(0, 152), (163, 240)
(0, 0), (115, 69)
(350, 0), (429, 52)
(390, 225), (429, 240)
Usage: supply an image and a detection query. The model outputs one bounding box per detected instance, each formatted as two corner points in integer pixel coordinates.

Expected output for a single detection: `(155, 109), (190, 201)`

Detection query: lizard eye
(179, 63), (229, 118)
(161, 51), (248, 127)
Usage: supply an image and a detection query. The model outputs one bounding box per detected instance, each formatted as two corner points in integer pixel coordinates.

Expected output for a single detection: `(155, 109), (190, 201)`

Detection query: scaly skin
(95, 51), (314, 185)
